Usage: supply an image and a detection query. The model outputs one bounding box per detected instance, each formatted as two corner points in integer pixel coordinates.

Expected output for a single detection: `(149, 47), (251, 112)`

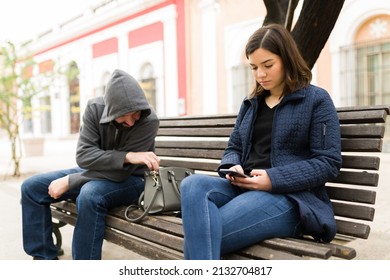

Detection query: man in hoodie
(21, 69), (160, 260)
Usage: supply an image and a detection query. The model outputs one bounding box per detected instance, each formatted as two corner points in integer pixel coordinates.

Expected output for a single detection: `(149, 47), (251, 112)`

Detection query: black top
(244, 97), (276, 173)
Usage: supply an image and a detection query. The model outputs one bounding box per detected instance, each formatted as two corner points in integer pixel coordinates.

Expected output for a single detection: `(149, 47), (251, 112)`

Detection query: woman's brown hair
(245, 24), (312, 99)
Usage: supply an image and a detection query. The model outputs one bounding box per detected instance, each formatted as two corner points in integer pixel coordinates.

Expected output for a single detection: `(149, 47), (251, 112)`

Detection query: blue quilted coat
(219, 85), (342, 242)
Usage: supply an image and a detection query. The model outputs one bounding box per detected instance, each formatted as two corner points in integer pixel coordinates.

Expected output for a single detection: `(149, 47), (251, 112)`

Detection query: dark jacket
(68, 69), (159, 190)
(219, 85), (342, 242)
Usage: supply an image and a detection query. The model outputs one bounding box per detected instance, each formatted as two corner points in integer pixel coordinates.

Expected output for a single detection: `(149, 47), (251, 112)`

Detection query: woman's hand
(228, 168), (272, 191)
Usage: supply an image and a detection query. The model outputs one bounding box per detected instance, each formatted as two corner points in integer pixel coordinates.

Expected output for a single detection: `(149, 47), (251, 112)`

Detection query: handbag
(124, 167), (194, 222)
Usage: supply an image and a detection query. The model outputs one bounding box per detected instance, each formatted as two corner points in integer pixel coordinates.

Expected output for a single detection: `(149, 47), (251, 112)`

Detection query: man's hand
(48, 175), (70, 199)
(125, 152), (160, 171)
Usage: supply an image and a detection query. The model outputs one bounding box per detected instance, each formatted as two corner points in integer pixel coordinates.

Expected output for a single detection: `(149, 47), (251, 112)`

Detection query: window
(139, 63), (157, 111)
(231, 64), (253, 112)
(355, 42), (390, 106)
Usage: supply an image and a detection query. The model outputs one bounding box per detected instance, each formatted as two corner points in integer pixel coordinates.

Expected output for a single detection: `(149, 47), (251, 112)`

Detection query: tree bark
(291, 0), (345, 69)
(262, 0), (345, 70)
(263, 0), (290, 26)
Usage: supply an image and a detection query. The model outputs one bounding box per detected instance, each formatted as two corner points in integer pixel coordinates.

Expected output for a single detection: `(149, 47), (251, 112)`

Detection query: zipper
(322, 123), (327, 149)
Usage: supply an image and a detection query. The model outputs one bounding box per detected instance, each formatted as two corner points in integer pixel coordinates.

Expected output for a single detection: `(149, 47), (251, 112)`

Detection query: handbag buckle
(150, 170), (160, 188)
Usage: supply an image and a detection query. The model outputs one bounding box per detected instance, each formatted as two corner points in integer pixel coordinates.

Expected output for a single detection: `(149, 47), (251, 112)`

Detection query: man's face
(115, 111), (141, 128)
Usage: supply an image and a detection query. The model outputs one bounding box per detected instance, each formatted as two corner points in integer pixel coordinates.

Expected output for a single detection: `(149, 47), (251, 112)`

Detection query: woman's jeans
(180, 174), (303, 260)
(21, 167), (144, 260)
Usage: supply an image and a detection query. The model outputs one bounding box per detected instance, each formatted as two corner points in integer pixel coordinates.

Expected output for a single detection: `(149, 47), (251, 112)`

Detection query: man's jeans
(180, 174), (303, 259)
(21, 167), (144, 260)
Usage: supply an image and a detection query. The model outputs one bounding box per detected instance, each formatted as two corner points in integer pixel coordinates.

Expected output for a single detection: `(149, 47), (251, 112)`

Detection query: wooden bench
(51, 105), (389, 259)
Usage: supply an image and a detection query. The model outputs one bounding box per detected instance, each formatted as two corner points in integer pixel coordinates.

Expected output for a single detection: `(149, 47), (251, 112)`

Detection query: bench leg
(52, 220), (67, 256)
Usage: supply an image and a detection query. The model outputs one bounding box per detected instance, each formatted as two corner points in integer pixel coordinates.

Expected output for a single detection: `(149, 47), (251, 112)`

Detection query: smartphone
(219, 169), (250, 178)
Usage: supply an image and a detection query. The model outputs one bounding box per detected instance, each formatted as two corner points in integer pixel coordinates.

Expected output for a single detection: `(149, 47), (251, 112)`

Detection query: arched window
(341, 15), (390, 106)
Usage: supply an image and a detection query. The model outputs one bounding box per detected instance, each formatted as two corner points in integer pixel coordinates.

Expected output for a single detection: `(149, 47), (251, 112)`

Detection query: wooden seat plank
(335, 219), (371, 239)
(261, 238), (333, 259)
(156, 140), (228, 150)
(332, 202), (375, 221)
(341, 155), (380, 170)
(225, 244), (304, 260)
(338, 110), (387, 124)
(341, 138), (383, 152)
(284, 237), (356, 259)
(326, 186), (376, 204)
(155, 148), (224, 159)
(340, 125), (385, 138)
(331, 170), (379, 186)
(104, 229), (183, 260)
(157, 127), (233, 137)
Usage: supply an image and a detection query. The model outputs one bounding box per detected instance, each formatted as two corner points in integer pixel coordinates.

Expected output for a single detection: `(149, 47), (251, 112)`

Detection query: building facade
(20, 0), (390, 149)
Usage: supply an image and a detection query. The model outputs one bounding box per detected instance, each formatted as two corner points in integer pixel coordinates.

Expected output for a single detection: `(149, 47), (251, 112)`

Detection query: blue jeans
(21, 167), (144, 260)
(180, 174), (303, 260)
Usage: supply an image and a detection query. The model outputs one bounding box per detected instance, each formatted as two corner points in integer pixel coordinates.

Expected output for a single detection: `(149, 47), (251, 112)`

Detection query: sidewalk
(1, 136), (389, 260)
(0, 136), (145, 260)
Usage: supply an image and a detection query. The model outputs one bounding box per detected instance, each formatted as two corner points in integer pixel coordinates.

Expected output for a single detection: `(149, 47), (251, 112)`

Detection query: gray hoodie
(68, 69), (159, 190)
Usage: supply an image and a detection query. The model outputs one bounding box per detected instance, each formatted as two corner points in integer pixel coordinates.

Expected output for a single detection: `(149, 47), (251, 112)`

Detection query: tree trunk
(262, 0), (345, 70)
(263, 0), (290, 26)
(291, 0), (345, 69)
(263, 0), (299, 30)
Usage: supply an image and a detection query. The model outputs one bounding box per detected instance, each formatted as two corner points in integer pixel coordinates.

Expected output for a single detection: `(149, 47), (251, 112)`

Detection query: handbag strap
(167, 170), (181, 198)
(124, 176), (161, 223)
(124, 168), (190, 223)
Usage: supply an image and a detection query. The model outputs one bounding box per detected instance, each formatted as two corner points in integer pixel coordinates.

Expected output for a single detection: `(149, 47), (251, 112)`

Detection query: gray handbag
(125, 167), (193, 222)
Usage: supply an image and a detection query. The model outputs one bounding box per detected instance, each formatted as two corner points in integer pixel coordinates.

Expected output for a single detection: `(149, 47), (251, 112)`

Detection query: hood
(100, 69), (151, 124)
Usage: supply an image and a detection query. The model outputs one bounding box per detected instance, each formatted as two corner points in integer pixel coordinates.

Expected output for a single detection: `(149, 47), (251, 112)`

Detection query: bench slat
(160, 159), (220, 172)
(160, 117), (236, 128)
(261, 238), (332, 259)
(285, 237), (356, 259)
(111, 207), (183, 236)
(104, 229), (182, 259)
(51, 208), (77, 226)
(105, 215), (183, 252)
(332, 202), (375, 221)
(158, 127), (233, 137)
(159, 114), (236, 121)
(338, 110), (388, 124)
(326, 186), (376, 204)
(156, 140), (227, 150)
(331, 170), (379, 186)
(225, 244), (304, 260)
(341, 139), (383, 152)
(336, 105), (390, 113)
(156, 148), (224, 160)
(340, 125), (385, 138)
(341, 155), (380, 170)
(335, 219), (371, 239)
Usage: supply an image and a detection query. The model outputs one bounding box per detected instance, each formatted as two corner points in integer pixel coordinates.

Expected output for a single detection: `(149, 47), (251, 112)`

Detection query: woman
(180, 24), (342, 260)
